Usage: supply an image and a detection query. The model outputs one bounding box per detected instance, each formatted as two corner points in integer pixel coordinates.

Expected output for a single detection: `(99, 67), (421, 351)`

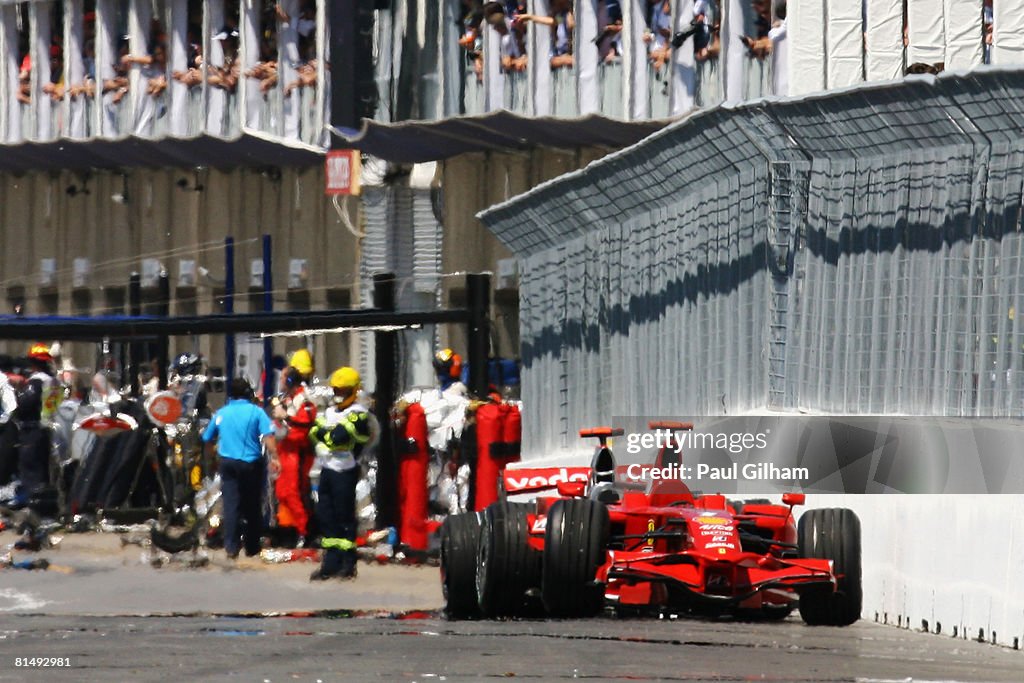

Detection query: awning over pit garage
(0, 132), (325, 173)
(331, 111), (676, 164)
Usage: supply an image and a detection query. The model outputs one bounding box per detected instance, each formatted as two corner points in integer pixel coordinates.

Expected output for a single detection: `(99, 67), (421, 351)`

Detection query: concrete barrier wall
(801, 495), (1024, 650)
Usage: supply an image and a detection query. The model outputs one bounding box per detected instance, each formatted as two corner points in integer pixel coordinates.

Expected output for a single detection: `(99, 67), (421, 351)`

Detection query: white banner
(992, 0), (1024, 64)
(944, 0), (983, 70)
(671, 0), (696, 114)
(865, 0), (904, 81)
(826, 0), (864, 88)
(788, 0), (826, 95)
(907, 0), (945, 65)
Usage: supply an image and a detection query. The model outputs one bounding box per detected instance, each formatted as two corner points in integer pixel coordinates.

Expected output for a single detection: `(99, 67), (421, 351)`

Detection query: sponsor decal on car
(695, 516), (728, 525)
(503, 467), (591, 493)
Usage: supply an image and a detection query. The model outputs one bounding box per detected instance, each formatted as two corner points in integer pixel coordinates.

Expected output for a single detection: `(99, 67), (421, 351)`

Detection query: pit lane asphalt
(1, 533), (1021, 682)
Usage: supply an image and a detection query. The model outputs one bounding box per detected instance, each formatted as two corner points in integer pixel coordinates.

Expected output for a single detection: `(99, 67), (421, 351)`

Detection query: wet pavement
(0, 530), (441, 616)
(1, 531), (1022, 681)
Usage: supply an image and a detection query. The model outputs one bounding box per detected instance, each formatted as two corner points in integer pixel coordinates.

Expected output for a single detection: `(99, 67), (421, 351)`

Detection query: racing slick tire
(441, 511), (483, 618)
(542, 498), (610, 618)
(476, 502), (541, 617)
(797, 508), (862, 626)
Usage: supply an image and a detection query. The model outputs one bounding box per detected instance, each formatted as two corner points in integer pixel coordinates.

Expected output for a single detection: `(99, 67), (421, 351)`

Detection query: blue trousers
(317, 466), (358, 575)
(219, 457), (265, 556)
(16, 424), (50, 503)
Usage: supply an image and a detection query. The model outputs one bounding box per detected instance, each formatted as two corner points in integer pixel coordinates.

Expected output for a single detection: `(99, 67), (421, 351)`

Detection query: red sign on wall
(325, 149), (361, 196)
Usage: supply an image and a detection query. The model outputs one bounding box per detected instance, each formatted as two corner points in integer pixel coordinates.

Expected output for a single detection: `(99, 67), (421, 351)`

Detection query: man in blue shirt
(202, 378), (278, 559)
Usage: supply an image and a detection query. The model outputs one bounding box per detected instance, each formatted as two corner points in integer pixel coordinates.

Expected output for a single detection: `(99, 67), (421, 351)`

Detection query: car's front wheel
(797, 508), (862, 626)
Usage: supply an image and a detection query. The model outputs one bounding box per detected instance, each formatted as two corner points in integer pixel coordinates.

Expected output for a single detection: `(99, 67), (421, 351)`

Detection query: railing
(0, 1), (326, 147)
(743, 55), (772, 101)
(648, 63), (672, 119)
(695, 59), (723, 108)
(598, 60), (624, 119)
(504, 70), (529, 114)
(551, 66), (576, 118)
(464, 72), (486, 115)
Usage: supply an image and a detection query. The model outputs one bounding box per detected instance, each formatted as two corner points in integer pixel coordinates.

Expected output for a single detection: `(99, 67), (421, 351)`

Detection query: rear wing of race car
(648, 420), (694, 431)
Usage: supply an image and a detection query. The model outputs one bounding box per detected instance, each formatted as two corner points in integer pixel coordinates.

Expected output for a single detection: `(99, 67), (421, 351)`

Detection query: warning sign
(326, 149), (361, 196)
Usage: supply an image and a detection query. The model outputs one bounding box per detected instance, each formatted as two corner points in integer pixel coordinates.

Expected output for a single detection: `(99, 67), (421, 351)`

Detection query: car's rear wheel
(797, 508), (862, 626)
(441, 511), (482, 618)
(476, 502), (540, 617)
(542, 498), (609, 617)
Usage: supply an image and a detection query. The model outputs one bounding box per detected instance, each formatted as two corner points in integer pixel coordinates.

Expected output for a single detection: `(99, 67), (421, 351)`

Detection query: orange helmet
(28, 343), (53, 363)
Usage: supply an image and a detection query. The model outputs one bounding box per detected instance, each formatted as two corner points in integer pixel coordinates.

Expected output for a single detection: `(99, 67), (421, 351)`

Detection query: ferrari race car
(440, 423), (861, 625)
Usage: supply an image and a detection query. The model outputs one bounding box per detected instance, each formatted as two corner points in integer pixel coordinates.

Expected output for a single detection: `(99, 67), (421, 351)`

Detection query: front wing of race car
(601, 549), (836, 609)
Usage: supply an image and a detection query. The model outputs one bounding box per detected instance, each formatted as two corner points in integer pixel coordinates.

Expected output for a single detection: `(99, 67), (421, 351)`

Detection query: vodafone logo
(504, 467), (590, 493)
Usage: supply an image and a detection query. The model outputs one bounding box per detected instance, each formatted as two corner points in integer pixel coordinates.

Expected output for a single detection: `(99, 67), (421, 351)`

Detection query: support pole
(157, 268), (171, 390)
(128, 271), (141, 396)
(225, 237), (235, 381)
(466, 272), (491, 399)
(329, 0), (376, 129)
(373, 272), (397, 530)
(261, 234), (274, 404)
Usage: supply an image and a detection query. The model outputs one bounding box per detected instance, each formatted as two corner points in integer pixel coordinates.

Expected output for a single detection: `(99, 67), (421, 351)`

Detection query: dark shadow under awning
(0, 132), (325, 173)
(331, 111), (677, 163)
(0, 112), (676, 172)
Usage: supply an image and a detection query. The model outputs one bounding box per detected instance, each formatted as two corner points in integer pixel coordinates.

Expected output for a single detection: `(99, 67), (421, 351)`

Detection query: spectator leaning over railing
(16, 36), (31, 104)
(68, 38), (98, 100)
(740, 0), (774, 59)
(482, 2), (527, 73)
(207, 26), (240, 93)
(284, 18), (319, 96)
(172, 24), (204, 89)
(458, 0), (485, 82)
(41, 44), (65, 102)
(122, 42), (169, 97)
(596, 0), (623, 63)
(645, 0), (672, 72)
(665, 0), (722, 65)
(516, 0), (574, 70)
(103, 38), (132, 105)
(984, 0), (993, 64)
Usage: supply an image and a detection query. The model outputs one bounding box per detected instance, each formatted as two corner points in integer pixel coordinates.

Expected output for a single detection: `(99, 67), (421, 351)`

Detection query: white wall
(801, 495), (1024, 648)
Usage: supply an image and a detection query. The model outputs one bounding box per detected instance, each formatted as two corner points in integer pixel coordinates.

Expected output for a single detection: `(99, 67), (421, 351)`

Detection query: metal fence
(480, 68), (1024, 458)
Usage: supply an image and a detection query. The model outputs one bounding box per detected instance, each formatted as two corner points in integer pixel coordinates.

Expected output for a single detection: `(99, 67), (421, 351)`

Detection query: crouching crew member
(308, 367), (377, 580)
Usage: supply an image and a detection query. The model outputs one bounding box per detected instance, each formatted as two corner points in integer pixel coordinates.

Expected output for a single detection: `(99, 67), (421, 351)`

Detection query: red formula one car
(440, 422), (861, 625)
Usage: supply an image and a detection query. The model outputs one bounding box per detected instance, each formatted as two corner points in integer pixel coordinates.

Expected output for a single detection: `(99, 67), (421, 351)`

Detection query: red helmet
(28, 343), (53, 363)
